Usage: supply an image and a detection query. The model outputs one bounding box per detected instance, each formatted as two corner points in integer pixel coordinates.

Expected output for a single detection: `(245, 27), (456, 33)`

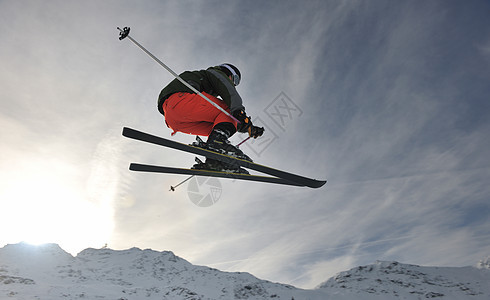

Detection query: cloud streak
(1, 0), (489, 290)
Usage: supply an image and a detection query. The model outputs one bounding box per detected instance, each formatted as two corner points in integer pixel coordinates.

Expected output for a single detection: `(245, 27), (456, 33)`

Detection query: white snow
(0, 242), (489, 299)
(476, 256), (490, 269)
(319, 260), (490, 299)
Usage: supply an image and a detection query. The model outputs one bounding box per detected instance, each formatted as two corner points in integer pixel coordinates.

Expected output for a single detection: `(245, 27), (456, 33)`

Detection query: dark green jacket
(157, 67), (244, 115)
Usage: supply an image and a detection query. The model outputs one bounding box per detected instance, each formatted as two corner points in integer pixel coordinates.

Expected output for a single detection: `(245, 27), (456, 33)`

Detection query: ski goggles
(220, 64), (240, 86)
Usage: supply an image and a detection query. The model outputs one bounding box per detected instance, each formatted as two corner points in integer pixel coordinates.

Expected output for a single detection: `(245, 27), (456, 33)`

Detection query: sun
(0, 159), (114, 255)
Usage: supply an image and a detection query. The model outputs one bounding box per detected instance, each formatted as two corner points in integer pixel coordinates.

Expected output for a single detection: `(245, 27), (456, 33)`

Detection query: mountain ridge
(1, 242), (489, 299)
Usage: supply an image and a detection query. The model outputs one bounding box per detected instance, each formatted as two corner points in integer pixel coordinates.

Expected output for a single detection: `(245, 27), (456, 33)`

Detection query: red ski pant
(162, 92), (237, 136)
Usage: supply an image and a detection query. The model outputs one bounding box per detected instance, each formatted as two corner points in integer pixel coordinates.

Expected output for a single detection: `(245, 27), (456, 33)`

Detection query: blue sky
(1, 0), (489, 289)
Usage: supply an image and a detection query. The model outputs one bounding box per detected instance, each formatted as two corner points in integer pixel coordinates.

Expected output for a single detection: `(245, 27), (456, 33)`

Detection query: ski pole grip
(118, 27), (130, 40)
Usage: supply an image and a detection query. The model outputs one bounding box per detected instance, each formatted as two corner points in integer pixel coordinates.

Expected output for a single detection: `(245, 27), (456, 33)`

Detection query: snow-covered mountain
(320, 260), (490, 299)
(0, 243), (489, 300)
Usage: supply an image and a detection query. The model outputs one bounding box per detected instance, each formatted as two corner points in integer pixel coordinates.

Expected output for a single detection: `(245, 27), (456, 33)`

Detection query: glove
(249, 125), (264, 138)
(233, 110), (251, 133)
(233, 110), (264, 138)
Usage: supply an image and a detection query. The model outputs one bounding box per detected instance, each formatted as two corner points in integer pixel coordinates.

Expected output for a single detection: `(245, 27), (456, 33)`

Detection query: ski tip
(304, 179), (326, 189)
(313, 180), (327, 188)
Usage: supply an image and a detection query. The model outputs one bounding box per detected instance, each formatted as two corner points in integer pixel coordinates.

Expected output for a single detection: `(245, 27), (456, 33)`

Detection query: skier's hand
(249, 125), (264, 139)
(233, 110), (252, 133)
(234, 110), (264, 138)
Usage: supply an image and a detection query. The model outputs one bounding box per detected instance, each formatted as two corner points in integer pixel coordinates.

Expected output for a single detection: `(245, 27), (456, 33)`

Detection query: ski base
(130, 163), (304, 187)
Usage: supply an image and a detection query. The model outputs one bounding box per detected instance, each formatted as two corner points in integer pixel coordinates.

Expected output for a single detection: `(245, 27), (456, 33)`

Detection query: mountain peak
(1, 242), (69, 254)
(0, 243), (314, 299)
(0, 242), (73, 263)
(318, 260), (490, 299)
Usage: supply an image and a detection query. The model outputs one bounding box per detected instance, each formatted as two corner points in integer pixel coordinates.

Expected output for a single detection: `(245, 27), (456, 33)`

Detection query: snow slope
(319, 260), (490, 299)
(0, 243), (488, 299)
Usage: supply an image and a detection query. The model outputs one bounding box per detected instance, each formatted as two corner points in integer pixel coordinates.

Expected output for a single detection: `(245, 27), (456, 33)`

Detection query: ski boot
(192, 157), (249, 174)
(192, 129), (253, 162)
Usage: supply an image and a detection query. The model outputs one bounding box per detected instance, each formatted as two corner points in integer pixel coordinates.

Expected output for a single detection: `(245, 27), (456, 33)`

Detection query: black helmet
(219, 63), (241, 86)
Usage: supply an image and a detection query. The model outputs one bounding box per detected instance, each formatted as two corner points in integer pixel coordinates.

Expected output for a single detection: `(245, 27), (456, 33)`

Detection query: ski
(130, 163), (305, 187)
(122, 127), (326, 188)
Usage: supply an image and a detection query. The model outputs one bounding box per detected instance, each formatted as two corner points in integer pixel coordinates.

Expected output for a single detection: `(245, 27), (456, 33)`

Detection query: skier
(157, 63), (264, 172)
(118, 28), (326, 187)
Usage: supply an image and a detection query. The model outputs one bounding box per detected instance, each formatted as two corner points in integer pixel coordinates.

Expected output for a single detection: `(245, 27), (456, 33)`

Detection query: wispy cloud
(1, 0), (489, 290)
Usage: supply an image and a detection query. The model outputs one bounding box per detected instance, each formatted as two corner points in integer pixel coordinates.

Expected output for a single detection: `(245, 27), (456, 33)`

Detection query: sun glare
(1, 159), (114, 255)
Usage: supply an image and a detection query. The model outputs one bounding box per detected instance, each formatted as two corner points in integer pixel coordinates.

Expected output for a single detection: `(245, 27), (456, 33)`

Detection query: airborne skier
(118, 27), (326, 188)
(157, 64), (264, 172)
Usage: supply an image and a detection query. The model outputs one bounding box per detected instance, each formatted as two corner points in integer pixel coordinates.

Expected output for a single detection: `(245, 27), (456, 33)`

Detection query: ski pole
(117, 26), (239, 124)
(170, 175), (194, 192)
(236, 136), (251, 148)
